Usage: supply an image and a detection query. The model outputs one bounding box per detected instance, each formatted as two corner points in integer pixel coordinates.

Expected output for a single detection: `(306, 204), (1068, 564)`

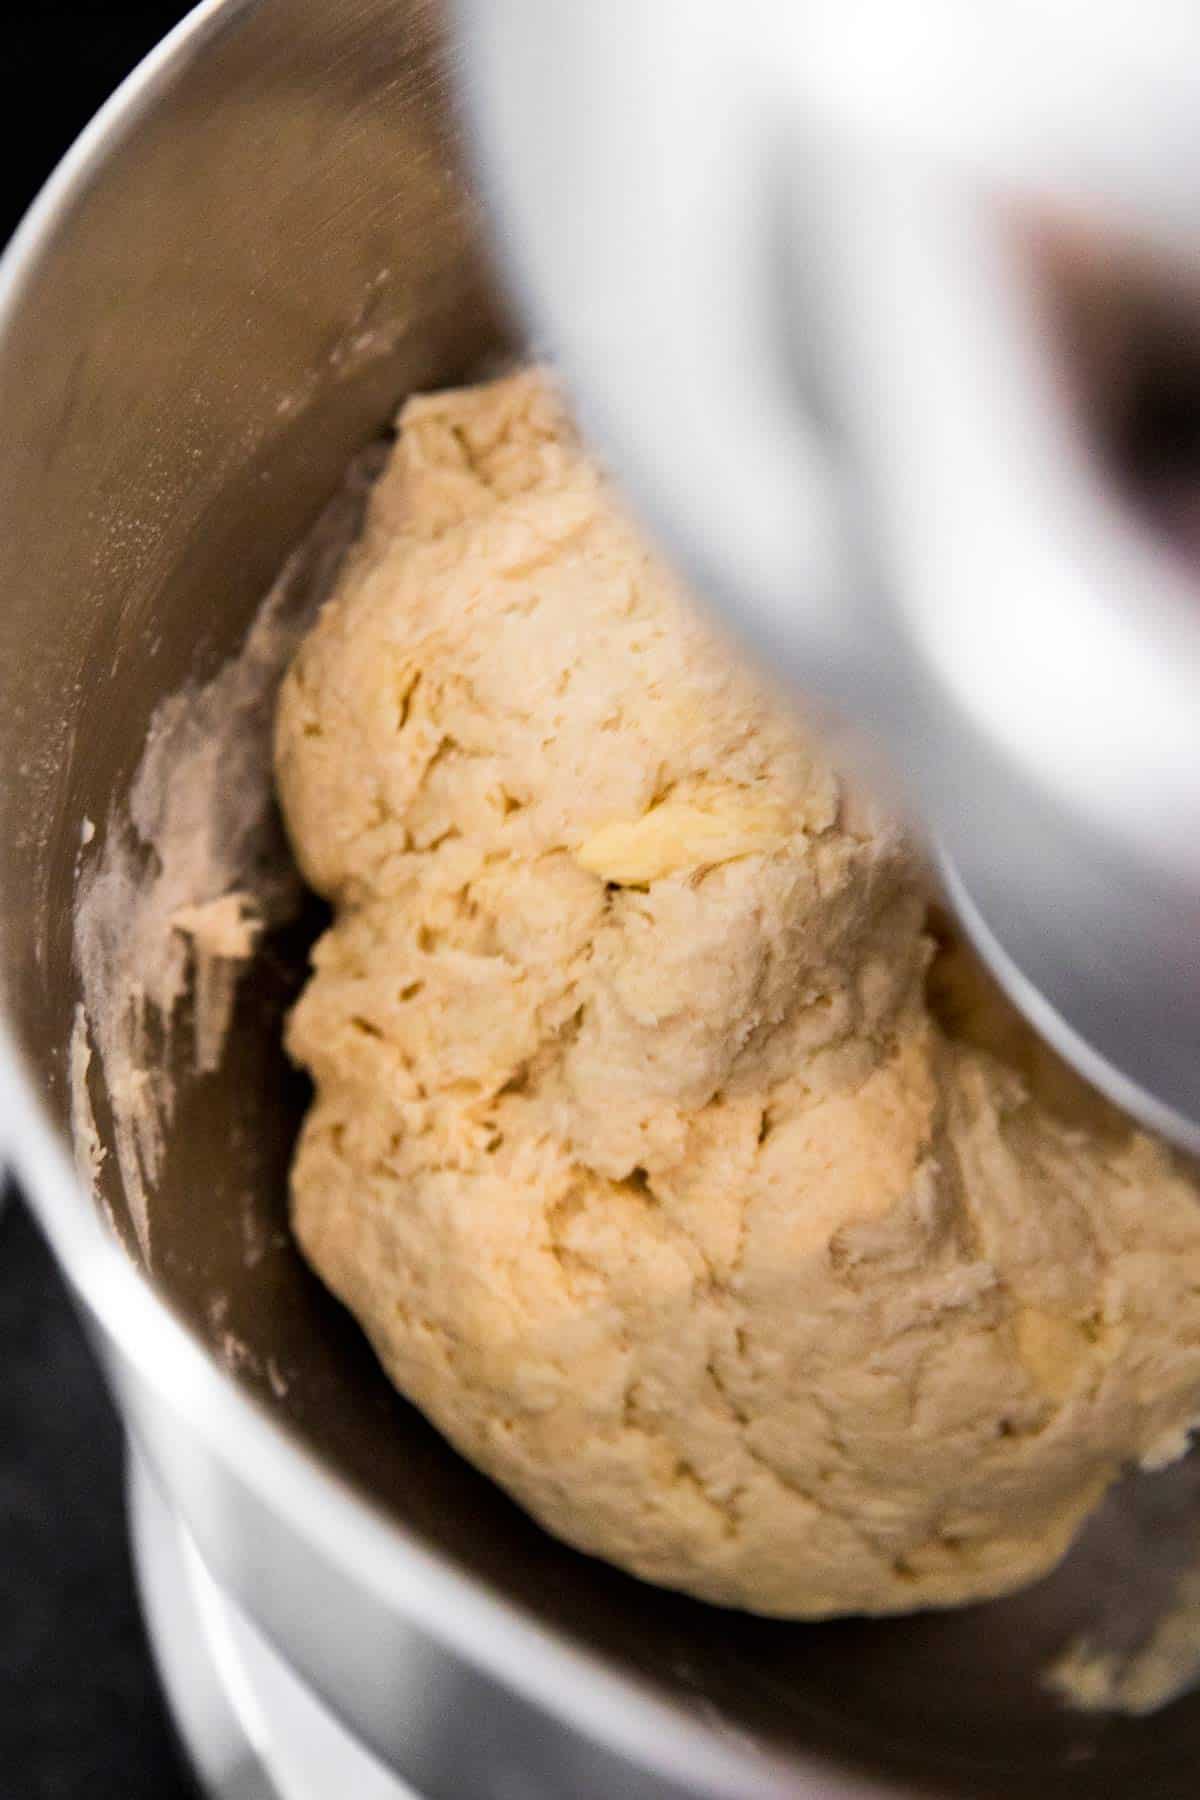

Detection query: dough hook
(460, 0), (1200, 1153)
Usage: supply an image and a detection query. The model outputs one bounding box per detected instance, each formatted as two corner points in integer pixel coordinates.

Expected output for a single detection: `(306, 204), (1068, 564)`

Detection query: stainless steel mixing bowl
(1, 3), (1197, 1795)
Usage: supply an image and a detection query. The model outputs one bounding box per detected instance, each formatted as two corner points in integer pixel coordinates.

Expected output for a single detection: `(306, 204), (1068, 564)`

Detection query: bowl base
(127, 1447), (418, 1800)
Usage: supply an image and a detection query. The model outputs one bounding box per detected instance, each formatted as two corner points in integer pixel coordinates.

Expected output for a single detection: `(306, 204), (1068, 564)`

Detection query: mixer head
(458, 0), (1200, 1154)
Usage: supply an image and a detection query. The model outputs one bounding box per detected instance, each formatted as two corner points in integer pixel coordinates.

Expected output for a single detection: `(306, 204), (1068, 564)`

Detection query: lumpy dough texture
(276, 370), (1200, 1617)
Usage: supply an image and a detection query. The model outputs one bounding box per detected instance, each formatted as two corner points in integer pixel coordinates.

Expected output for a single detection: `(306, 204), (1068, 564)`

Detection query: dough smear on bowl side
(275, 368), (1200, 1619)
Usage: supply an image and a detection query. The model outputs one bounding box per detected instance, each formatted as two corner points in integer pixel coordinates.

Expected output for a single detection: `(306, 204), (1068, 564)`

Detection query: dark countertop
(4, 8), (197, 1795)
(0, 1195), (194, 1799)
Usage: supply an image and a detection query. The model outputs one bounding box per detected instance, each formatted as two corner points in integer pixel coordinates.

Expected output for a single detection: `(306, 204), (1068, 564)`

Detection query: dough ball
(275, 370), (1200, 1617)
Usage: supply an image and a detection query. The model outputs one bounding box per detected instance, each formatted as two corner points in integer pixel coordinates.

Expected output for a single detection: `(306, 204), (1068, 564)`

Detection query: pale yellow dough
(275, 370), (1200, 1618)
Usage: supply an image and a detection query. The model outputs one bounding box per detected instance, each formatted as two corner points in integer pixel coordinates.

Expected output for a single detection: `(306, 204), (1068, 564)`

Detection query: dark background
(3, 11), (197, 1796)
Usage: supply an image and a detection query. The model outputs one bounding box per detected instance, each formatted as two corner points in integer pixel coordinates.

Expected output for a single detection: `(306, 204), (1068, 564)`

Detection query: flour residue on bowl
(172, 892), (265, 1075)
(68, 1003), (106, 1193)
(70, 450), (380, 1259)
(1046, 1579), (1200, 1716)
(1039, 1450), (1200, 1717)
